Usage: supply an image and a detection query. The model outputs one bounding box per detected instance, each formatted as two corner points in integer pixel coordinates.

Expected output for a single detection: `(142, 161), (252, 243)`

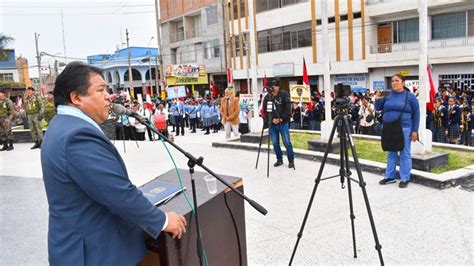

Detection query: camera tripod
(289, 109), (384, 265)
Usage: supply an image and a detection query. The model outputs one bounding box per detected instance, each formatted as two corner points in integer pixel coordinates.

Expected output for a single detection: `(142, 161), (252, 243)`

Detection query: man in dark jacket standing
(262, 79), (295, 169)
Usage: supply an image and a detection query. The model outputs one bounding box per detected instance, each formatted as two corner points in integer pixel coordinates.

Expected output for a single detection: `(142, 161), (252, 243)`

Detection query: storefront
(334, 74), (368, 93)
(165, 64), (209, 98)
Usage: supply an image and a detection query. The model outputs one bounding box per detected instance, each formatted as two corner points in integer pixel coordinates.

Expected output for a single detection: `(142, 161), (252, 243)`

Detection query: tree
(0, 33), (15, 61)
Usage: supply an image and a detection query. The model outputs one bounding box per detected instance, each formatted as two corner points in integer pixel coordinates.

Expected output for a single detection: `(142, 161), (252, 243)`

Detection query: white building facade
(228, 0), (474, 94)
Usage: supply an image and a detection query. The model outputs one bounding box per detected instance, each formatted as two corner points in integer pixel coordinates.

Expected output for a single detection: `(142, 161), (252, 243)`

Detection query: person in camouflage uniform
(44, 91), (56, 124)
(0, 88), (15, 151)
(25, 87), (44, 149)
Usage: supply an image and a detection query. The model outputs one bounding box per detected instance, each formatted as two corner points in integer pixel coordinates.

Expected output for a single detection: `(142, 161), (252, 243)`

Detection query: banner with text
(165, 64), (206, 78)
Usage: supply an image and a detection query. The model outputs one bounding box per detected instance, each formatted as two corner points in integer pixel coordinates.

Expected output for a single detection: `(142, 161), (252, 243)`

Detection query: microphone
(112, 104), (147, 123)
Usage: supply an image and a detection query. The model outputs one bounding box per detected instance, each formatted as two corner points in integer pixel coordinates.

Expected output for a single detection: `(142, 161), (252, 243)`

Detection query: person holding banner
(220, 88), (240, 139)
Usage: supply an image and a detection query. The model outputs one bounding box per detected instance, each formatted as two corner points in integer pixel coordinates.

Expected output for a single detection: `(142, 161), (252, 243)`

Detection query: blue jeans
(309, 120), (321, 131)
(385, 127), (412, 182)
(269, 122), (295, 162)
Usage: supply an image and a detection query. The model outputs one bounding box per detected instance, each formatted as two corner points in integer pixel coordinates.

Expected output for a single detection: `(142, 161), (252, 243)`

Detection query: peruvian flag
(210, 80), (219, 98)
(145, 86), (154, 112)
(303, 57), (312, 110)
(426, 65), (436, 112)
(227, 68), (233, 86)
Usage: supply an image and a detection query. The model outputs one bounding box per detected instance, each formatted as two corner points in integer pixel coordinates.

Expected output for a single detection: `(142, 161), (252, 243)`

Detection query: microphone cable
(147, 116), (210, 266)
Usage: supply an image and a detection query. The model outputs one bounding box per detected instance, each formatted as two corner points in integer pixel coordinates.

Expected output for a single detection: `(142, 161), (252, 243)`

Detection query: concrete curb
(212, 140), (474, 190)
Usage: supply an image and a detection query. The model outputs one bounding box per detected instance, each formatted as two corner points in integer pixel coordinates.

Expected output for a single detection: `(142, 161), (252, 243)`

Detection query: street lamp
(147, 37), (154, 95)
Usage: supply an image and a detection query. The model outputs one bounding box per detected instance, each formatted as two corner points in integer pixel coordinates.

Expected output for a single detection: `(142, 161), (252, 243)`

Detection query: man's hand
(411, 132), (418, 142)
(272, 118), (281, 125)
(164, 212), (187, 239)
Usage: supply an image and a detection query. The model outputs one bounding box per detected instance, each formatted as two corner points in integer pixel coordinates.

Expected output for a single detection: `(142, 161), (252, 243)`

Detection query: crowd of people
(288, 85), (473, 146)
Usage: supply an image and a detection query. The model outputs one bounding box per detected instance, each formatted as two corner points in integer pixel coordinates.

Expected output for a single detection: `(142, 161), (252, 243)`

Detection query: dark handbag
(365, 113), (374, 123)
(381, 91), (408, 152)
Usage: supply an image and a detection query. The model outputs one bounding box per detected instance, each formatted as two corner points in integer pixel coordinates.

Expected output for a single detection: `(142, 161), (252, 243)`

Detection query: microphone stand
(131, 114), (268, 264)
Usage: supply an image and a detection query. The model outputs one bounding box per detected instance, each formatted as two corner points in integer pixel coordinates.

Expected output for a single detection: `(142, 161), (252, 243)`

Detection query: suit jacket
(220, 96), (240, 125)
(41, 115), (166, 266)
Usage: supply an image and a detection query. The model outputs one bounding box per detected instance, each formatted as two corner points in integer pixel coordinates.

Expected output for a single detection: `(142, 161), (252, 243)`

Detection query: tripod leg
(341, 121), (357, 258)
(290, 116), (341, 265)
(266, 125), (271, 178)
(255, 123), (266, 169)
(342, 116), (384, 265)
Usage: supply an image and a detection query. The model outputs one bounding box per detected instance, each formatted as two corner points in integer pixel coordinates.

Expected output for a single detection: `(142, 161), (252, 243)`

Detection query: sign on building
(273, 63), (294, 77)
(335, 75), (367, 93)
(165, 64), (206, 78)
(373, 81), (385, 91)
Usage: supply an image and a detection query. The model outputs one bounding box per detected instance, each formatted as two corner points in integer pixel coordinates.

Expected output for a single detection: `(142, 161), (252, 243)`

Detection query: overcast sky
(1, 0), (159, 77)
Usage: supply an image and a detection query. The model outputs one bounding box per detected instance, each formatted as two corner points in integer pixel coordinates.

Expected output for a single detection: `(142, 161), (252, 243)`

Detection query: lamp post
(147, 37), (154, 96)
(241, 30), (251, 94)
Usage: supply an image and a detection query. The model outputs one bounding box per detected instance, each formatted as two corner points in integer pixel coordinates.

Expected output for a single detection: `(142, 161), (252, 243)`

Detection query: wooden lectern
(138, 169), (247, 266)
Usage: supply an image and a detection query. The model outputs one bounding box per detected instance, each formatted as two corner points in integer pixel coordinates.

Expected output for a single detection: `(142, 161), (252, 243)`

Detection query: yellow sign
(166, 74), (209, 85)
(290, 84), (311, 103)
(399, 70), (410, 76)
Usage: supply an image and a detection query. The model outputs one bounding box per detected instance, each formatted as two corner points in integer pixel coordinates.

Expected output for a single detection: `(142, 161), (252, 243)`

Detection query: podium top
(140, 169), (243, 216)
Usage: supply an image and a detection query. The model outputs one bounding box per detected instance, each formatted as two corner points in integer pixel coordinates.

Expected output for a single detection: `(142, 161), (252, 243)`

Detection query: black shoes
(0, 140), (7, 151)
(379, 178), (396, 185)
(6, 140), (13, 151)
(31, 141), (41, 149)
(399, 181), (409, 188)
(288, 161), (295, 169)
(273, 160), (283, 167)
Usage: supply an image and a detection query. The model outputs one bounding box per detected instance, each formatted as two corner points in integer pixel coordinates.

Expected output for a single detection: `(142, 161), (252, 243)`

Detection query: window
(0, 73), (14, 81)
(235, 33), (248, 56)
(256, 0), (308, 13)
(206, 5), (218, 25)
(179, 45), (196, 63)
(232, 0), (246, 20)
(257, 21), (312, 53)
(432, 12), (466, 39)
(205, 39), (220, 59)
(468, 10), (474, 36)
(392, 18), (419, 43)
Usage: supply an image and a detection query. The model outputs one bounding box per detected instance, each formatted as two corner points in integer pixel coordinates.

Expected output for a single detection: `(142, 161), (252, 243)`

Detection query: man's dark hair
(54, 61), (103, 107)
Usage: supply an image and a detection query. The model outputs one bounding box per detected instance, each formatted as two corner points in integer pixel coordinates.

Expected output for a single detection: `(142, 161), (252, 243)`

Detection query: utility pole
(222, 0), (230, 73)
(34, 32), (42, 91)
(418, 0), (430, 153)
(60, 8), (67, 60)
(247, 0), (260, 132)
(154, 0), (165, 97)
(126, 28), (134, 98)
(321, 0), (332, 141)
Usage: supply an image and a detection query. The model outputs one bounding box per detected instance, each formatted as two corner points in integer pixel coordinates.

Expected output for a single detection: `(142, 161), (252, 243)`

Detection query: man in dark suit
(41, 62), (187, 265)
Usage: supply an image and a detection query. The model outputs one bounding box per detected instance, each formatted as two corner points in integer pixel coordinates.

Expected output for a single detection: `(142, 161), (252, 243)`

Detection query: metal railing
(170, 31), (185, 43)
(370, 37), (474, 54)
(185, 26), (202, 39)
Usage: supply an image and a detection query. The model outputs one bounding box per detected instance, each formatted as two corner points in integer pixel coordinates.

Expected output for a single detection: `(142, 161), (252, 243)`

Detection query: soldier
(24, 87), (44, 149)
(44, 91), (57, 124)
(0, 88), (15, 151)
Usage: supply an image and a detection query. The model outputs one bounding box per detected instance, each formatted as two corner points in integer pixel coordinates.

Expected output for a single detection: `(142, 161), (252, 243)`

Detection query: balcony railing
(185, 26), (202, 39)
(170, 31), (185, 43)
(370, 37), (474, 54)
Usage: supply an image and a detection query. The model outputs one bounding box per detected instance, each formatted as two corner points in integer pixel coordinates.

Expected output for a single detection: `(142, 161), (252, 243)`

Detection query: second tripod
(289, 110), (384, 265)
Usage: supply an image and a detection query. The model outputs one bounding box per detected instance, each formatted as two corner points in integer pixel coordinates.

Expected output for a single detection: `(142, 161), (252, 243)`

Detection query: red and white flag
(303, 57), (312, 110)
(426, 65), (435, 112)
(227, 68), (233, 87)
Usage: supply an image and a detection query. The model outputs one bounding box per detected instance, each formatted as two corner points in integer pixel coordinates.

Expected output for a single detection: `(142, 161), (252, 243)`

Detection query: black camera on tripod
(334, 83), (352, 110)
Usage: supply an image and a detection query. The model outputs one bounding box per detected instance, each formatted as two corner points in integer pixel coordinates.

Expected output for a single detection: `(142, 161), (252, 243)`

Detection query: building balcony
(185, 26), (202, 39)
(367, 36), (474, 67)
(170, 31), (185, 43)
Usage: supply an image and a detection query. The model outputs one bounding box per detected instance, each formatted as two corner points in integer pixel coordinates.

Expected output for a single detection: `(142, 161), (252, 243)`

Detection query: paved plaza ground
(1, 130), (472, 265)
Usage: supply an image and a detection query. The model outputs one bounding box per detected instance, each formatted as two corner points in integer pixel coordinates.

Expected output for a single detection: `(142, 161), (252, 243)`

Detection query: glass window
(206, 5), (218, 25)
(468, 10), (474, 36)
(432, 12), (466, 39)
(258, 31), (270, 53)
(271, 29), (283, 51)
(282, 31), (291, 50)
(282, 0), (296, 6)
(205, 39), (220, 59)
(392, 21), (398, 43)
(398, 18), (419, 43)
(297, 29), (311, 48)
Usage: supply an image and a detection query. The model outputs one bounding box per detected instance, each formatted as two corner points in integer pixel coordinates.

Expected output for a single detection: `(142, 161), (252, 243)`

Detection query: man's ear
(70, 91), (83, 107)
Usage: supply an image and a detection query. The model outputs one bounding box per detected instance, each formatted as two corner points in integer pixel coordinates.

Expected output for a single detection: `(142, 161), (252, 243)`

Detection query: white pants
(224, 122), (240, 139)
